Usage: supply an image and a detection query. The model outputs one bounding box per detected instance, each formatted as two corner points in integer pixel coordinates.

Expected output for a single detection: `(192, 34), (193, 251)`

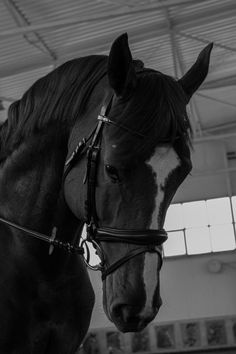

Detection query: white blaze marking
(140, 252), (159, 317)
(146, 146), (180, 229)
(141, 147), (181, 313)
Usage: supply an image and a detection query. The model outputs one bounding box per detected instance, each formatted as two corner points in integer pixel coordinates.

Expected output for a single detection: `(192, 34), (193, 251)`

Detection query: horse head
(64, 34), (213, 332)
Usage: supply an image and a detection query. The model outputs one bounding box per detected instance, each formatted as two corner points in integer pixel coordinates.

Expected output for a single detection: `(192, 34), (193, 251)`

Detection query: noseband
(64, 93), (168, 280)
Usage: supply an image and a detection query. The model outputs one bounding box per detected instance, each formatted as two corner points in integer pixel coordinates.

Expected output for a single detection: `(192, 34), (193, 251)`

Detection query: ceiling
(0, 0), (236, 141)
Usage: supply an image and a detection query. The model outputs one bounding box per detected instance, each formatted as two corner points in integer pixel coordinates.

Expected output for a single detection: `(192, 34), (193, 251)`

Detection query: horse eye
(105, 165), (120, 183)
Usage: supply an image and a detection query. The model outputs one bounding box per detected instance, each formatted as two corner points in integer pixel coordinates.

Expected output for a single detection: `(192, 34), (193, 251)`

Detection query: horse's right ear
(108, 33), (137, 98)
(178, 43), (213, 103)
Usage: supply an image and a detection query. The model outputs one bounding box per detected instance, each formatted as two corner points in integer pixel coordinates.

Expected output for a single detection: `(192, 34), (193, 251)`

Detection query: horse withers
(0, 33), (212, 353)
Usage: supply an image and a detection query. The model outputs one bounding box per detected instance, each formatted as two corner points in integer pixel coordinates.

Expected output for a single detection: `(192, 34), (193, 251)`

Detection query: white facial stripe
(141, 253), (159, 316)
(146, 147), (181, 229)
(140, 148), (180, 313)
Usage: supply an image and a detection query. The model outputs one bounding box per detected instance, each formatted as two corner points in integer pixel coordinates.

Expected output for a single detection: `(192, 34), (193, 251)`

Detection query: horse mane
(0, 55), (108, 155)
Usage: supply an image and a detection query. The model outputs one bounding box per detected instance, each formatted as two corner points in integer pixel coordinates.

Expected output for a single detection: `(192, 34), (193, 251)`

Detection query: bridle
(0, 91), (168, 280)
(63, 92), (168, 280)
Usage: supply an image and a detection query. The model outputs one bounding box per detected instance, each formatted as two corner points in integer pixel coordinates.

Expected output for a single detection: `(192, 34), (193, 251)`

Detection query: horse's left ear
(108, 33), (137, 97)
(178, 43), (213, 103)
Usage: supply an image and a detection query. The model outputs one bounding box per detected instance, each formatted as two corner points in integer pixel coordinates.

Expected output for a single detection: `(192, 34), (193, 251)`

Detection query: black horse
(0, 34), (212, 353)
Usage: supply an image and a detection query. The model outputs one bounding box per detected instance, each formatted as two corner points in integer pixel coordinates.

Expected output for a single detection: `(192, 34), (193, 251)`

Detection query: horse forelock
(104, 70), (192, 167)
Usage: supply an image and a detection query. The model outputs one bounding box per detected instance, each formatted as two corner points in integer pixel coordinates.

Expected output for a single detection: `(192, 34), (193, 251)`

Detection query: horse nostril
(112, 304), (140, 324)
(112, 304), (122, 319)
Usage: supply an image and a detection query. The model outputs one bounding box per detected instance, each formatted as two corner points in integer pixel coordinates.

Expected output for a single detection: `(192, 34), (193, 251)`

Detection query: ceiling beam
(177, 31), (236, 53)
(201, 76), (236, 90)
(202, 122), (236, 134)
(163, 8), (179, 78)
(196, 92), (236, 109)
(3, 0), (57, 60)
(162, 7), (204, 136)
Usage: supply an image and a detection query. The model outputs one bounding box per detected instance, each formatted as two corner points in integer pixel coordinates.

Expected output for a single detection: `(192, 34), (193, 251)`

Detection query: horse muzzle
(109, 298), (162, 332)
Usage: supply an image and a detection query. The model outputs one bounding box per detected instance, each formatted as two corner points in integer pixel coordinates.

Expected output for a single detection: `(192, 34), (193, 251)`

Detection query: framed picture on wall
(131, 328), (150, 352)
(81, 332), (101, 354)
(106, 331), (125, 354)
(206, 319), (227, 346)
(232, 319), (236, 344)
(155, 324), (176, 350)
(181, 322), (201, 348)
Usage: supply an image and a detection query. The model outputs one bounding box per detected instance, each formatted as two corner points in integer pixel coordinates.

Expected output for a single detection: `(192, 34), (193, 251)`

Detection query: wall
(173, 137), (236, 203)
(89, 251), (236, 329)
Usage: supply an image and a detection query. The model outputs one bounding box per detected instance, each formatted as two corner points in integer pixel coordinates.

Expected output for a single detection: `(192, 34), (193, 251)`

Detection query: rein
(0, 217), (83, 254)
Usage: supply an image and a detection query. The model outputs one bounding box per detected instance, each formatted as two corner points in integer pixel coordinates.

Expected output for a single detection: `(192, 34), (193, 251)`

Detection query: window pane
(206, 197), (232, 225)
(183, 201), (208, 228)
(210, 224), (236, 252)
(186, 227), (211, 255)
(164, 231), (186, 257)
(231, 196), (236, 222)
(164, 204), (184, 231)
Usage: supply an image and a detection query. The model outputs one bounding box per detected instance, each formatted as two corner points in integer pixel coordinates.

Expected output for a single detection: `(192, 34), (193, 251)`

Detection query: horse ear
(108, 33), (137, 97)
(178, 43), (213, 103)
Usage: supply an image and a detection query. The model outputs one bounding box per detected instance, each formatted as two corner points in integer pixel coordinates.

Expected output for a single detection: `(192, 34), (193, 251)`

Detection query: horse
(0, 33), (212, 353)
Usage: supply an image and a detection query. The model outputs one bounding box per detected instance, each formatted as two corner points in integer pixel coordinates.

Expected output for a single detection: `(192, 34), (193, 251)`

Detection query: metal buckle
(97, 114), (112, 124)
(80, 239), (104, 271)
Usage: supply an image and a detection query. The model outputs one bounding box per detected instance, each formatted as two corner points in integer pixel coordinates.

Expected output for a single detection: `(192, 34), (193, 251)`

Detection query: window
(164, 196), (236, 257)
(81, 196), (236, 264)
(164, 231), (186, 257)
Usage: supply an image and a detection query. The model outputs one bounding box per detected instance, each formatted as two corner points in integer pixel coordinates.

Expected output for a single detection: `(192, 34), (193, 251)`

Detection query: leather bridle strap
(101, 246), (163, 281)
(85, 122), (103, 229)
(91, 229), (165, 280)
(84, 93), (114, 231)
(95, 227), (167, 245)
(0, 216), (84, 254)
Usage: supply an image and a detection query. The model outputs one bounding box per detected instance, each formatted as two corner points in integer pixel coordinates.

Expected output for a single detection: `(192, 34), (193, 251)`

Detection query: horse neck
(0, 74), (110, 255)
(0, 130), (83, 258)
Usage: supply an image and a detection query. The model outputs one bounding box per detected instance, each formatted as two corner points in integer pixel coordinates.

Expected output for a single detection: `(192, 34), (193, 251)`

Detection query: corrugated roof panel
(170, 0), (234, 17)
(14, 0), (120, 24)
(0, 37), (49, 66)
(0, 66), (53, 100)
(38, 11), (165, 49)
(1, 0), (236, 134)
(0, 1), (19, 31)
(134, 36), (176, 75)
